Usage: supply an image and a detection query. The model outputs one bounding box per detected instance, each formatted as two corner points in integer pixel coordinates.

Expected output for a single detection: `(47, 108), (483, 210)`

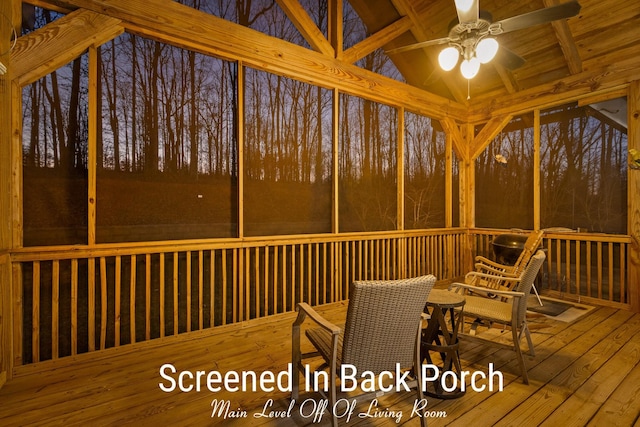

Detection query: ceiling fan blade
(455, 0), (479, 24)
(495, 1), (581, 34)
(386, 37), (451, 54)
(495, 46), (526, 70)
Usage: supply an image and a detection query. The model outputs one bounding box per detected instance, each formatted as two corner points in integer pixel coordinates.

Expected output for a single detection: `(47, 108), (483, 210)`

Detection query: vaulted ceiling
(350, 0), (640, 105)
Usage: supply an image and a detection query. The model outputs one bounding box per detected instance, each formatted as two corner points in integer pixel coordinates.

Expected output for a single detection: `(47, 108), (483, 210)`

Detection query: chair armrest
(474, 262), (519, 277)
(293, 302), (341, 335)
(465, 270), (522, 283)
(474, 256), (517, 272)
(476, 255), (502, 268)
(449, 282), (525, 299)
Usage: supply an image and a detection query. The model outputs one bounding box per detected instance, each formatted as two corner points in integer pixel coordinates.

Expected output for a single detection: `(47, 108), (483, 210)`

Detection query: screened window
(22, 54), (89, 246)
(339, 93), (397, 232)
(244, 68), (332, 236)
(404, 112), (446, 229)
(475, 113), (535, 229)
(541, 99), (627, 233)
(96, 34), (238, 243)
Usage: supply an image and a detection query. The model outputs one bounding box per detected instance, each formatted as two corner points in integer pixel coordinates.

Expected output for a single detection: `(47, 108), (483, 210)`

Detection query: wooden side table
(421, 289), (466, 399)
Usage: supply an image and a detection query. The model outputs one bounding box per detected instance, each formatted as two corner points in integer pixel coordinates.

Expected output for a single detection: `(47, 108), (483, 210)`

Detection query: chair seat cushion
(462, 295), (512, 323)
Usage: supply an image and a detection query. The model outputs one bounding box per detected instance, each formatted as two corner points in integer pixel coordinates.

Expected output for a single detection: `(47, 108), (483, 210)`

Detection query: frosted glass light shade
(455, 0), (474, 12)
(438, 47), (460, 71)
(460, 57), (480, 79)
(476, 38), (499, 64)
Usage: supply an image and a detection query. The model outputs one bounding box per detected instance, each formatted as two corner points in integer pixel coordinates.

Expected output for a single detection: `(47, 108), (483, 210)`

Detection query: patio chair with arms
(449, 250), (546, 385)
(467, 229), (544, 304)
(291, 275), (436, 427)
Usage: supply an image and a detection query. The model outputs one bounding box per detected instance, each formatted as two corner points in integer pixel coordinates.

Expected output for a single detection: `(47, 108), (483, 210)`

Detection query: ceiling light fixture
(454, 0), (475, 13)
(437, 35), (499, 79)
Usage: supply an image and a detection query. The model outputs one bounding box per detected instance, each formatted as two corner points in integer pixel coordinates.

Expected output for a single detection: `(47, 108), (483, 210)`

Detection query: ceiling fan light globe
(454, 0), (474, 12)
(476, 38), (499, 64)
(438, 47), (460, 71)
(460, 57), (480, 79)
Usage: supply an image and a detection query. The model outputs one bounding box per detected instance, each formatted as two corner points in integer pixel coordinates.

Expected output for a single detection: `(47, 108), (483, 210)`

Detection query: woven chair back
(512, 230), (544, 275)
(340, 275), (436, 374)
(513, 250), (546, 324)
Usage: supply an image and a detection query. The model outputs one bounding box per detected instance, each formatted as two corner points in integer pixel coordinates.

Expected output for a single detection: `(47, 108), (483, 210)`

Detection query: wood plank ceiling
(350, 0), (640, 105)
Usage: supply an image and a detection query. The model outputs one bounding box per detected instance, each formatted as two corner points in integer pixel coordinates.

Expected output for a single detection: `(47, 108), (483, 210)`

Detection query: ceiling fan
(387, 0), (581, 80)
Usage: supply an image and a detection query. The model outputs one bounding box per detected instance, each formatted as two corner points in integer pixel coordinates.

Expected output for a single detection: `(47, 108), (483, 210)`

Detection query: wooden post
(88, 46), (97, 245)
(237, 62), (245, 239)
(331, 88), (339, 234)
(628, 82), (640, 313)
(458, 123), (475, 272)
(445, 132), (453, 228)
(397, 106), (404, 231)
(0, 0), (18, 386)
(533, 110), (541, 230)
(328, 0), (343, 60)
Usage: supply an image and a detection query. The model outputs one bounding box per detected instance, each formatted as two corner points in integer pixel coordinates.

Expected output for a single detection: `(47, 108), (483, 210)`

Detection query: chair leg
(531, 282), (543, 306)
(523, 323), (535, 356)
(329, 339), (339, 427)
(292, 323), (301, 400)
(511, 323), (529, 385)
(414, 325), (427, 427)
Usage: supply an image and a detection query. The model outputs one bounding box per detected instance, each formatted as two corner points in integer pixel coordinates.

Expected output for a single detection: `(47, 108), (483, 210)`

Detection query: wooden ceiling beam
(577, 87), (629, 107)
(470, 114), (513, 161)
(24, 0), (71, 14)
(440, 118), (468, 161)
(275, 0), (334, 57)
(11, 9), (123, 86)
(32, 0), (468, 121)
(494, 63), (519, 94)
(467, 49), (640, 122)
(341, 15), (412, 64)
(544, 0), (582, 75)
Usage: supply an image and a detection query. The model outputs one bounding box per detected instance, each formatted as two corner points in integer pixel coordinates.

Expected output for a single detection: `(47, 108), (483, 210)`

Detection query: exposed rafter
(467, 52), (640, 122)
(494, 63), (520, 94)
(275, 0), (334, 57)
(544, 0), (582, 74)
(342, 16), (412, 64)
(27, 0), (468, 121)
(470, 114), (513, 160)
(11, 9), (123, 86)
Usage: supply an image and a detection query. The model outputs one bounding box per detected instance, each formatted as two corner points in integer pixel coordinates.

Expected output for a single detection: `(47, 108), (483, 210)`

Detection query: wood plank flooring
(1, 296), (639, 426)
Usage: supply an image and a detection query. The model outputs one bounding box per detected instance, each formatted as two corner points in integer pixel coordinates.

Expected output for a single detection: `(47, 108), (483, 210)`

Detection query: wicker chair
(467, 229), (544, 304)
(291, 275), (436, 427)
(449, 250), (546, 385)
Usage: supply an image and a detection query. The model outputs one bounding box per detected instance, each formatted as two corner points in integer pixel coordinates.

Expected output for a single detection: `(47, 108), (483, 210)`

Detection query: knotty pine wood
(629, 82), (640, 312)
(10, 9), (123, 87)
(0, 298), (639, 426)
(36, 0), (467, 122)
(0, 0), (18, 386)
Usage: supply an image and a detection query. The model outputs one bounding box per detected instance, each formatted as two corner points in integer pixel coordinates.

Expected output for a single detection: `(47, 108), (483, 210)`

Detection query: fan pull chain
(467, 79), (471, 100)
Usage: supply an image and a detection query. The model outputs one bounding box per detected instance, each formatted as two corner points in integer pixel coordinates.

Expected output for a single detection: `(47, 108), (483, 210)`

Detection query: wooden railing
(9, 229), (468, 366)
(9, 227), (633, 367)
(470, 229), (632, 310)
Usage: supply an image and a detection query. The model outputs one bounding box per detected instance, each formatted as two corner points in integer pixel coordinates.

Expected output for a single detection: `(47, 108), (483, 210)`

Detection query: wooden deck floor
(1, 294), (640, 426)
